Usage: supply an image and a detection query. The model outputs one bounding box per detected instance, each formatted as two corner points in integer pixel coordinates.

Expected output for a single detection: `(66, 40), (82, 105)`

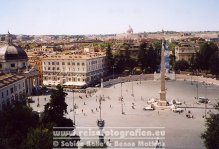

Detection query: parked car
(169, 99), (182, 105)
(172, 108), (183, 113)
(197, 97), (209, 104)
(175, 101), (182, 105)
(143, 105), (154, 111)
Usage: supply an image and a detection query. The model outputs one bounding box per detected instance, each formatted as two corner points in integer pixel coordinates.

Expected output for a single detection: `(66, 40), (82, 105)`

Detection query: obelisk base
(159, 91), (167, 106)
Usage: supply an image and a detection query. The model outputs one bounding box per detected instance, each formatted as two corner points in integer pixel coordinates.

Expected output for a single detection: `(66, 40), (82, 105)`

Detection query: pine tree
(201, 102), (219, 149)
(42, 85), (69, 126)
(106, 44), (114, 74)
(138, 42), (147, 70)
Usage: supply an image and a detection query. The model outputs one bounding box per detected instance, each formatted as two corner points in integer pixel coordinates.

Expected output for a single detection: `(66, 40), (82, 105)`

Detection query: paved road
(30, 80), (219, 149)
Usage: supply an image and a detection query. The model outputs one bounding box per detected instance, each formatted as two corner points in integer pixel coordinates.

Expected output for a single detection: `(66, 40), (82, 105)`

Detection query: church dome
(0, 44), (28, 61)
(126, 25), (133, 34)
(0, 32), (28, 61)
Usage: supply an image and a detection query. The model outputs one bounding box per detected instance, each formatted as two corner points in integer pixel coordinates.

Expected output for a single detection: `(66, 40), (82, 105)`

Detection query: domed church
(0, 31), (28, 73)
(0, 32), (39, 97)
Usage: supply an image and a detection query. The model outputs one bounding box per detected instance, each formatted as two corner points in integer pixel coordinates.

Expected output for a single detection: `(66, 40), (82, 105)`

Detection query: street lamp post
(204, 79), (208, 118)
(112, 66), (115, 88)
(99, 96), (102, 120)
(196, 75), (199, 99)
(121, 82), (123, 97)
(140, 74), (142, 84)
(97, 95), (105, 144)
(205, 79), (208, 99)
(121, 97), (124, 115)
(196, 83), (198, 99)
(131, 77), (134, 97)
(72, 89), (76, 126)
(120, 82), (124, 114)
(37, 96), (39, 107)
(37, 87), (40, 107)
(131, 71), (134, 97)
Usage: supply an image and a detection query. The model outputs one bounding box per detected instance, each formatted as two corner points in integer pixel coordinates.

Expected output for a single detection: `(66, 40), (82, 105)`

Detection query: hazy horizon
(1, 0), (219, 35)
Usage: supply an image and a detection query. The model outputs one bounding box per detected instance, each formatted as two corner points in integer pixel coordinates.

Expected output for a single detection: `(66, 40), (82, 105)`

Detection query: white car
(169, 99), (182, 105)
(143, 105), (154, 111)
(175, 101), (182, 105)
(172, 108), (183, 113)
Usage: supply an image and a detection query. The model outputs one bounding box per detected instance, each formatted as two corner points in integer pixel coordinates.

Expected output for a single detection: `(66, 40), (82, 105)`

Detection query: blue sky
(0, 0), (219, 35)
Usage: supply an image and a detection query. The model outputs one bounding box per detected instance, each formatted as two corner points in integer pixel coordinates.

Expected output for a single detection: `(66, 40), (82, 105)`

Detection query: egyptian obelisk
(158, 40), (167, 106)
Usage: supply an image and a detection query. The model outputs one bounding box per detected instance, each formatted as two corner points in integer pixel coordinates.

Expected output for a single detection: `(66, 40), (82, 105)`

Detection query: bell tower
(5, 31), (12, 45)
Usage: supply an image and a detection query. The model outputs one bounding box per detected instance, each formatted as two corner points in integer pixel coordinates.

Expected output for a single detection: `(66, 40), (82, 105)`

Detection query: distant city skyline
(0, 0), (219, 35)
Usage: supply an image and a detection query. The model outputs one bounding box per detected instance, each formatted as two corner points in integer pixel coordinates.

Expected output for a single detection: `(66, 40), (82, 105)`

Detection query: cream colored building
(43, 52), (106, 87)
(0, 74), (26, 110)
(32, 46), (54, 53)
(175, 43), (199, 62)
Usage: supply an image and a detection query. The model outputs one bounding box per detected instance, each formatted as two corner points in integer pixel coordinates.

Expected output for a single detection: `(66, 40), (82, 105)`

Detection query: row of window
(44, 59), (104, 66)
(10, 62), (26, 68)
(44, 65), (103, 71)
(44, 67), (85, 71)
(43, 70), (103, 76)
(45, 62), (85, 66)
(44, 75), (100, 82)
(1, 82), (24, 98)
(44, 77), (85, 82)
(0, 91), (25, 110)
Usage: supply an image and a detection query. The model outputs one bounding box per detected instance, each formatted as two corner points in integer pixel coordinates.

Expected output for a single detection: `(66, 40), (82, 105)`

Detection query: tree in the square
(0, 104), (39, 149)
(114, 53), (126, 74)
(201, 102), (219, 149)
(105, 44), (114, 74)
(146, 45), (158, 72)
(21, 127), (53, 149)
(209, 52), (219, 78)
(42, 84), (70, 126)
(196, 42), (218, 70)
(41, 84), (80, 148)
(138, 42), (147, 70)
(174, 59), (189, 71)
